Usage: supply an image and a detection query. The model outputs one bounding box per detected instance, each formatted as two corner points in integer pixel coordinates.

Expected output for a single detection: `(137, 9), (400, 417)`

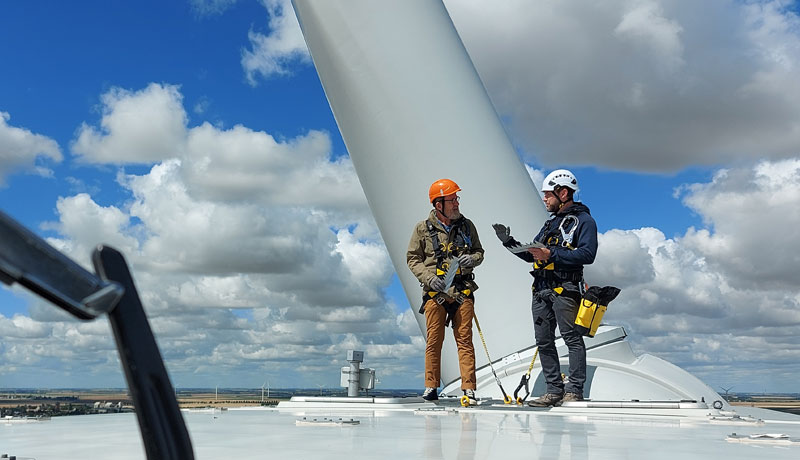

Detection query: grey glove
(457, 253), (475, 268)
(428, 275), (446, 292)
(492, 223), (512, 243)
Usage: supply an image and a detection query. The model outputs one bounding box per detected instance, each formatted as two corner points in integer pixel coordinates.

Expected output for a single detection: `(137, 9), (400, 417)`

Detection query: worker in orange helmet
(407, 179), (484, 405)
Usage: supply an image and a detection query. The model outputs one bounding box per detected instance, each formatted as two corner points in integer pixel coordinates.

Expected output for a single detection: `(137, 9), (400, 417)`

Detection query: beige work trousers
(424, 297), (476, 389)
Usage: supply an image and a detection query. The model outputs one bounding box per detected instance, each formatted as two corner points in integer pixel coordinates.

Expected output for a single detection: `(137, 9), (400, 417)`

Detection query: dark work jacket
(504, 202), (597, 289)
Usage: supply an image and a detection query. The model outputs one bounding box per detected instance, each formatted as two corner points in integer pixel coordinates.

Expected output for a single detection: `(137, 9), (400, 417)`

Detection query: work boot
(527, 393), (563, 407)
(422, 387), (439, 401)
(463, 389), (478, 405)
(560, 392), (584, 404)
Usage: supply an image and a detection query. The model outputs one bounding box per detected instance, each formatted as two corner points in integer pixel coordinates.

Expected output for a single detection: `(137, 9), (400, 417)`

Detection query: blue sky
(1, 0), (799, 393)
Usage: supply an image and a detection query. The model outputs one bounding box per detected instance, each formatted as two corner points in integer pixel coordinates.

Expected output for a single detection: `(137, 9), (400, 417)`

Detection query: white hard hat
(542, 169), (579, 192)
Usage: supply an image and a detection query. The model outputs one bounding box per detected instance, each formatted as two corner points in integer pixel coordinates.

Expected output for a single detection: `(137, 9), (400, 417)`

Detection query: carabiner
(559, 215), (579, 247)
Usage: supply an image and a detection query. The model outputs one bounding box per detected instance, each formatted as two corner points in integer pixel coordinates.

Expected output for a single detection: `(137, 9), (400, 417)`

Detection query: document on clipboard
(508, 241), (546, 254)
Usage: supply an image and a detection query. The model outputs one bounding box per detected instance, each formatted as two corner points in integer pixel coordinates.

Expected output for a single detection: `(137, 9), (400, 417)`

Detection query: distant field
(0, 390), (280, 409)
(730, 400), (800, 416)
(4, 390), (800, 412)
(174, 392), (284, 408)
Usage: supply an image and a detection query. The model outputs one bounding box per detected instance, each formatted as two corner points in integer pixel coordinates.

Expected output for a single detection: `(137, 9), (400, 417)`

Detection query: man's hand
(457, 254), (475, 268)
(529, 247), (551, 261)
(492, 223), (511, 243)
(428, 275), (446, 292)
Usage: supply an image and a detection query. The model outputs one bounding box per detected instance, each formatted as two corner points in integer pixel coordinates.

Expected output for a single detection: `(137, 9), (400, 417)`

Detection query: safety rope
(465, 312), (512, 406)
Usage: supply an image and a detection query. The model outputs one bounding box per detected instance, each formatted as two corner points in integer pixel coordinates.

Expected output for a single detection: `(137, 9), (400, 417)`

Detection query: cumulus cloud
(679, 159), (800, 290)
(445, 0), (800, 170)
(4, 82), (420, 388)
(7, 2), (800, 390)
(242, 0), (800, 169)
(181, 122), (364, 216)
(525, 165), (545, 198)
(0, 111), (62, 184)
(586, 229), (655, 288)
(72, 83), (187, 164)
(580, 159), (800, 388)
(613, 0), (685, 75)
(67, 83), (368, 219)
(0, 314), (52, 339)
(45, 193), (140, 268)
(237, 0), (800, 171)
(242, 0), (310, 84)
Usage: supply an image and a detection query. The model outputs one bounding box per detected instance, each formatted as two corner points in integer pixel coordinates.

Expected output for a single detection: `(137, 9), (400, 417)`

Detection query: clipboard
(442, 258), (460, 291)
(508, 241), (546, 254)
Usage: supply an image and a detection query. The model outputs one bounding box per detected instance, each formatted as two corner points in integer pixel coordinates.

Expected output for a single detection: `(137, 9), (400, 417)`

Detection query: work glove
(457, 253), (475, 268)
(492, 223), (512, 243)
(428, 275), (446, 292)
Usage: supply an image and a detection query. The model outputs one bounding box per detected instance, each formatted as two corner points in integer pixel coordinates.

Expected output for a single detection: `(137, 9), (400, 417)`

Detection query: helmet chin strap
(553, 186), (564, 210)
(553, 186), (572, 211)
(434, 200), (449, 224)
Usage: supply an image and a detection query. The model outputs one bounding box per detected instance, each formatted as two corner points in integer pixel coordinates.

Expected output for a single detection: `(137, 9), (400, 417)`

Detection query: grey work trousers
(531, 281), (586, 395)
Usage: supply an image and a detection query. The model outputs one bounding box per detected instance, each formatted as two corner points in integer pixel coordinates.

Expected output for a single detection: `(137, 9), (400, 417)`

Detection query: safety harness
(419, 219), (476, 325)
(531, 214), (583, 293)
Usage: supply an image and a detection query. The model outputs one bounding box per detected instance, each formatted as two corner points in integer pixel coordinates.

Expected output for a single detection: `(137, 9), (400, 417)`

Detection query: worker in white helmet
(493, 169), (597, 407)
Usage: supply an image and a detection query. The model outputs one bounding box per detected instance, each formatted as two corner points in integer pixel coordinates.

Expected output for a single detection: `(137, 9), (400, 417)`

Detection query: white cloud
(241, 0), (310, 84)
(582, 159), (800, 388)
(742, 0), (800, 70)
(397, 308), (423, 337)
(445, 0), (800, 171)
(585, 229), (655, 288)
(7, 82), (417, 388)
(45, 193), (140, 269)
(0, 314), (52, 339)
(180, 122), (365, 215)
(335, 229), (393, 301)
(679, 158), (800, 290)
(6, 1), (800, 390)
(525, 165), (545, 199)
(613, 0), (685, 75)
(72, 83), (187, 164)
(0, 111), (61, 184)
(193, 97), (210, 115)
(239, 0), (800, 169)
(68, 83), (368, 219)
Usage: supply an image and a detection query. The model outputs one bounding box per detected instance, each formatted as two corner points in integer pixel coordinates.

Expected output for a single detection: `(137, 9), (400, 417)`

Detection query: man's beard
(447, 210), (462, 220)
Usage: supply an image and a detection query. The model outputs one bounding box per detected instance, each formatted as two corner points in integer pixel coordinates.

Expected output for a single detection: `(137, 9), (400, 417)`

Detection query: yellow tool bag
(575, 286), (621, 337)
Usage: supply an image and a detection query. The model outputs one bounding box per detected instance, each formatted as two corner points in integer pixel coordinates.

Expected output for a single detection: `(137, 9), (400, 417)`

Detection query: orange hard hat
(429, 179), (461, 203)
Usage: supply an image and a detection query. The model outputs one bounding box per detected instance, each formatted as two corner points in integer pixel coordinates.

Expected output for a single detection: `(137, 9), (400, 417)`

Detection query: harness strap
(425, 220), (444, 263)
(418, 293), (470, 328)
(424, 219), (474, 297)
(532, 213), (582, 290)
(541, 214), (579, 248)
(531, 265), (583, 280)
